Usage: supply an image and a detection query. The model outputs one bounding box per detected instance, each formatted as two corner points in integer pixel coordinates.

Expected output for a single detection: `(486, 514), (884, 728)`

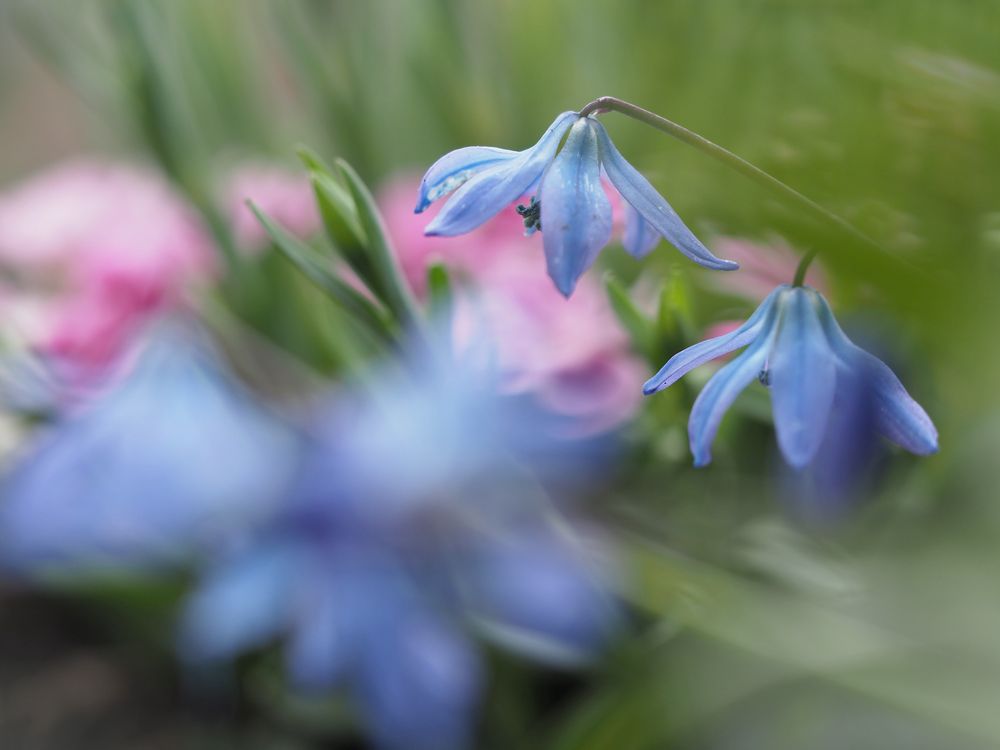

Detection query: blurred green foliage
(2, 1), (1000, 748)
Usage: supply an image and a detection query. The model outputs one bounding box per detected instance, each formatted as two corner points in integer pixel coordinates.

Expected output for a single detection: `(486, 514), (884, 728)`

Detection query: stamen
(516, 196), (542, 236)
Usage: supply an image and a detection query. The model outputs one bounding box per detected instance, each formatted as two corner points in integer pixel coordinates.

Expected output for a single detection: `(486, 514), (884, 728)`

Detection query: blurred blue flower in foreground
(416, 112), (737, 297)
(180, 350), (619, 750)
(0, 323), (298, 571)
(643, 285), (938, 468)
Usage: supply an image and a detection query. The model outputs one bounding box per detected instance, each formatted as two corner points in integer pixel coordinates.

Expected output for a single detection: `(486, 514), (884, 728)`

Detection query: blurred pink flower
(0, 159), (216, 372)
(697, 320), (745, 365)
(378, 178), (522, 296)
(380, 176), (644, 435)
(703, 320), (743, 341)
(707, 236), (827, 300)
(222, 163), (320, 252)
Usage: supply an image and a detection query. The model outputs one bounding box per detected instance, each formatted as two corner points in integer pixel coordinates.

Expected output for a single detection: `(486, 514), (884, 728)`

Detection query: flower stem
(792, 249), (819, 286)
(578, 96), (880, 255)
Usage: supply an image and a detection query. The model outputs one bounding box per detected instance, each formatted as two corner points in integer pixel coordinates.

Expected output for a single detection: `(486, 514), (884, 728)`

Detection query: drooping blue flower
(179, 349), (619, 750)
(643, 285), (938, 468)
(0, 323), (299, 572)
(417, 112), (738, 297)
(182, 535), (484, 750)
(182, 518), (613, 750)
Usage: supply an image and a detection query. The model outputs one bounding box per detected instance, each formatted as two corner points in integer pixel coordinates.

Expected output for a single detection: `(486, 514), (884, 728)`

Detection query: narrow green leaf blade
(297, 145), (367, 251)
(311, 173), (367, 250)
(605, 272), (655, 360)
(295, 144), (335, 176)
(657, 270), (693, 338)
(248, 201), (392, 340)
(335, 159), (424, 329)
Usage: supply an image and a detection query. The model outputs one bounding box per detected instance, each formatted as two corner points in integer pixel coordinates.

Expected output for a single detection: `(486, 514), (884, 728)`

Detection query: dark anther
(516, 196), (542, 235)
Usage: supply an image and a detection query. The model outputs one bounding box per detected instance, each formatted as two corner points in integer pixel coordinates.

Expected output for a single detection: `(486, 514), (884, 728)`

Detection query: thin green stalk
(578, 96), (880, 257)
(793, 249), (819, 287)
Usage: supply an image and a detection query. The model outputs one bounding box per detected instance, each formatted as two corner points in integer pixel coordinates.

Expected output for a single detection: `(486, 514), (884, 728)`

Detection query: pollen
(517, 196), (542, 236)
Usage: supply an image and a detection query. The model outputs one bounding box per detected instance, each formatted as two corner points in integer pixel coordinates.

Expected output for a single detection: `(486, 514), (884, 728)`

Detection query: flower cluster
(0, 322), (619, 750)
(0, 95), (945, 750)
(180, 352), (618, 749)
(416, 108), (939, 470)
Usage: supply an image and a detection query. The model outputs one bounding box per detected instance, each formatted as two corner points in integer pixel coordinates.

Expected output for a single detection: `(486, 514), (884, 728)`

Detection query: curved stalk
(792, 249), (819, 287)
(578, 96), (880, 256)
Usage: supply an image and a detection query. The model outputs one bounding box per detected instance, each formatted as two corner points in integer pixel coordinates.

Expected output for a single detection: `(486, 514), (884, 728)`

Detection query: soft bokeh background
(1, 1), (999, 748)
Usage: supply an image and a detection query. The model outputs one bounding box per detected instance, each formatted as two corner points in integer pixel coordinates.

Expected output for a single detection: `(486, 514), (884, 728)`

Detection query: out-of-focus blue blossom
(416, 112), (738, 297)
(644, 285), (939, 468)
(0, 323), (299, 572)
(310, 343), (617, 518)
(179, 350), (619, 750)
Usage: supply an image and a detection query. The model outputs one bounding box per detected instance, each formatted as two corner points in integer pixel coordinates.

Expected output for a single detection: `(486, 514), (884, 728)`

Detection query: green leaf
(426, 262), (454, 324)
(294, 143), (335, 175)
(296, 145), (366, 251)
(657, 282), (680, 335)
(247, 201), (393, 341)
(335, 158), (424, 330)
(605, 272), (655, 361)
(653, 268), (695, 358)
(310, 172), (367, 252)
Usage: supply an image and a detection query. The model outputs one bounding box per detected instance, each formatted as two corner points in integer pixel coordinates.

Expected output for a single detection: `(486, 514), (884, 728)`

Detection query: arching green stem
(792, 249), (819, 287)
(578, 96), (879, 258)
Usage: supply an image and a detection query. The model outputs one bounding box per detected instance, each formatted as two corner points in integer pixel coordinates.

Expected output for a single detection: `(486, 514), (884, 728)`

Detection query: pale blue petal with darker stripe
(644, 285), (787, 395)
(539, 118), (613, 297)
(816, 294), (938, 455)
(593, 119), (738, 272)
(768, 287), (838, 468)
(423, 112), (577, 237)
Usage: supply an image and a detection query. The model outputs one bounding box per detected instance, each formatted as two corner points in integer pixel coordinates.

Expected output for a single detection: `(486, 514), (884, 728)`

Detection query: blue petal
(593, 119), (738, 271)
(768, 288), (838, 469)
(463, 534), (617, 666)
(688, 303), (780, 466)
(285, 577), (353, 690)
(424, 112), (578, 237)
(179, 543), (300, 660)
(358, 608), (482, 750)
(815, 294), (938, 455)
(621, 202), (660, 258)
(644, 286), (787, 395)
(805, 364), (882, 510)
(415, 146), (518, 213)
(539, 118), (613, 297)
(285, 555), (412, 691)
